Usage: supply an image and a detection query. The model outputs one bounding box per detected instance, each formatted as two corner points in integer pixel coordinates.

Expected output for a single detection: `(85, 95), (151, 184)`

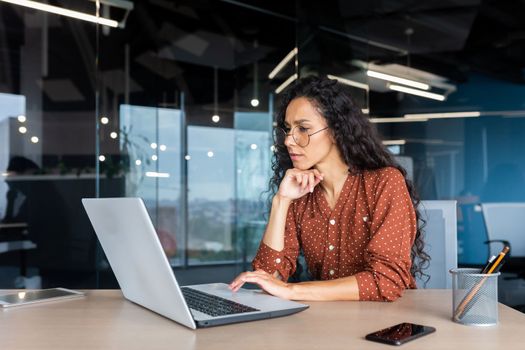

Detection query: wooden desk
(1, 289), (524, 349)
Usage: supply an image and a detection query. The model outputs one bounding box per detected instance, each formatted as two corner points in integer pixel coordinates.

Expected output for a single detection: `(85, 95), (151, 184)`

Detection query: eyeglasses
(273, 125), (329, 148)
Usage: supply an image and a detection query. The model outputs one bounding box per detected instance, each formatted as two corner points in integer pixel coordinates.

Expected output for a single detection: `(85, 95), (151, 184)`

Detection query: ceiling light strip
(145, 172), (170, 178)
(268, 48), (298, 79)
(275, 73), (298, 94)
(404, 111), (480, 119)
(1, 0), (119, 27)
(367, 70), (430, 90)
(370, 117), (428, 123)
(479, 110), (525, 117)
(327, 74), (369, 91)
(389, 84), (445, 101)
(382, 139), (406, 145)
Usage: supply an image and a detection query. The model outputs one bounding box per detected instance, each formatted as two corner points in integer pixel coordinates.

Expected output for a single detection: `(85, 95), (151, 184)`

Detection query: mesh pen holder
(450, 268), (500, 326)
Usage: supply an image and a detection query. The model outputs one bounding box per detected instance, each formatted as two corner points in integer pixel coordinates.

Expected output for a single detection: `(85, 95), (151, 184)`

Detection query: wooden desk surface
(1, 289), (524, 349)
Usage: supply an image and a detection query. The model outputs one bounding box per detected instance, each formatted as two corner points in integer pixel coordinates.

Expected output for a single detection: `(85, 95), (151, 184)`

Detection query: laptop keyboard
(181, 287), (259, 317)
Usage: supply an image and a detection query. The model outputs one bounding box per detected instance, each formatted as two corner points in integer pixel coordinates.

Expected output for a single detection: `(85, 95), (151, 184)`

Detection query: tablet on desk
(0, 288), (84, 308)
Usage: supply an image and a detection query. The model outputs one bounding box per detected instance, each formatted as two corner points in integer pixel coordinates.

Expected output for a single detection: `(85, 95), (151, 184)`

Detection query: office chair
(415, 200), (457, 289)
(481, 203), (525, 274)
(481, 203), (525, 312)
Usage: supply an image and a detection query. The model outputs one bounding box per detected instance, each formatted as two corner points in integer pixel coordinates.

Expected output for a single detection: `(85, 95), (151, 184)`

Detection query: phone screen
(365, 322), (436, 346)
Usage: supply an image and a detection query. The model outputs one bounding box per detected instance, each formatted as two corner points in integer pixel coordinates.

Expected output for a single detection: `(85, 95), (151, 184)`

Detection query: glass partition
(234, 110), (273, 269)
(119, 104), (184, 265)
(1, 2), (523, 315)
(0, 0), (99, 288)
(95, 0), (296, 286)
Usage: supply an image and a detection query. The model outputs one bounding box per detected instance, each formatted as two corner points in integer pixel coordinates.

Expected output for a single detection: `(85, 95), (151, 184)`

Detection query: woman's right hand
(277, 168), (324, 200)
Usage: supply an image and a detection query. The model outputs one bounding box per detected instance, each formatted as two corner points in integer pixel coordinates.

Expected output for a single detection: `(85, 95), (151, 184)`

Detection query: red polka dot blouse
(252, 167), (417, 301)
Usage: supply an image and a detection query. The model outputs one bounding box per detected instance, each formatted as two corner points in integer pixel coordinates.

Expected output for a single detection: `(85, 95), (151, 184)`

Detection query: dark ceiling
(235, 0), (525, 83)
(1, 0), (525, 120)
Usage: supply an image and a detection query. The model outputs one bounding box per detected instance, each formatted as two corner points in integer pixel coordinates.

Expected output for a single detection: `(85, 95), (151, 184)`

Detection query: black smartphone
(365, 322), (436, 346)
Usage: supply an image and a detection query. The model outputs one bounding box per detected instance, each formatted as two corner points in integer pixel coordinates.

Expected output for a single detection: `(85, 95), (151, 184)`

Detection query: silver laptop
(82, 197), (308, 329)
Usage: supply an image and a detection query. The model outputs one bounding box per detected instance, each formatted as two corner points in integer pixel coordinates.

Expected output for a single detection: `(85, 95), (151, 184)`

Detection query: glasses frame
(274, 125), (329, 148)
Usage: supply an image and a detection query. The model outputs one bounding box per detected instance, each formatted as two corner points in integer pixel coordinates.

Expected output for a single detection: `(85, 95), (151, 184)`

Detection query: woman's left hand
(228, 270), (294, 300)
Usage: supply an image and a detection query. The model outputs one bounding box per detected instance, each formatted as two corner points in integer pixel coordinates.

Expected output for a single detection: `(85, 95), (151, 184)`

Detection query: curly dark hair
(268, 76), (430, 282)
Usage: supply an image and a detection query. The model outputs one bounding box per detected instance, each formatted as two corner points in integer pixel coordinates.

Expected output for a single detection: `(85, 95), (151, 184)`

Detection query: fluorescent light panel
(145, 172), (170, 178)
(389, 84), (446, 101)
(1, 0), (118, 27)
(370, 117), (428, 123)
(327, 74), (369, 91)
(404, 111), (480, 119)
(480, 110), (525, 117)
(275, 73), (298, 94)
(268, 48), (298, 79)
(382, 139), (406, 146)
(367, 70), (430, 90)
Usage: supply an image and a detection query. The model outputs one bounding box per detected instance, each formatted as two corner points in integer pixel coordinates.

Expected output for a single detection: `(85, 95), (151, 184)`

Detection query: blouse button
(329, 269), (335, 276)
(329, 219), (336, 225)
(275, 258), (281, 264)
(328, 245), (335, 251)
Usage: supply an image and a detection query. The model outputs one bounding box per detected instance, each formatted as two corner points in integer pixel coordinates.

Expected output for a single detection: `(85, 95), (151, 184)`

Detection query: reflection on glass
(187, 126), (238, 264)
(120, 104), (183, 265)
(0, 93), (26, 221)
(183, 115), (276, 266)
(234, 111), (273, 265)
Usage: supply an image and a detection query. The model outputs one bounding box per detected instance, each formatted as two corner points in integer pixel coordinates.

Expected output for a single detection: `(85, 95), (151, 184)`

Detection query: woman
(229, 76), (428, 301)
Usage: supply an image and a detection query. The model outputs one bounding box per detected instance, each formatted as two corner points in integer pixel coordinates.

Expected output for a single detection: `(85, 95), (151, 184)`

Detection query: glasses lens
(273, 127), (287, 145)
(292, 126), (309, 147)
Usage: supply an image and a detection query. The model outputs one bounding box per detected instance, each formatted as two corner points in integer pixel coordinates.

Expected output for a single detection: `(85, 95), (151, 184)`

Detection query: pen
(453, 246), (509, 321)
(485, 246), (509, 274)
(493, 259), (506, 273)
(481, 255), (496, 274)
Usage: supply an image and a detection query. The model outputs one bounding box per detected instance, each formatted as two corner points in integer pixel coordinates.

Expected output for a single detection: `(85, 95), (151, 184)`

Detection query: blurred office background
(0, 0), (523, 311)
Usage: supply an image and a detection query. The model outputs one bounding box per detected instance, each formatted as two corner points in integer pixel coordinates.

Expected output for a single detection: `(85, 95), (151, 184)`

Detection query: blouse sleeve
(354, 168), (417, 302)
(251, 203), (300, 281)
